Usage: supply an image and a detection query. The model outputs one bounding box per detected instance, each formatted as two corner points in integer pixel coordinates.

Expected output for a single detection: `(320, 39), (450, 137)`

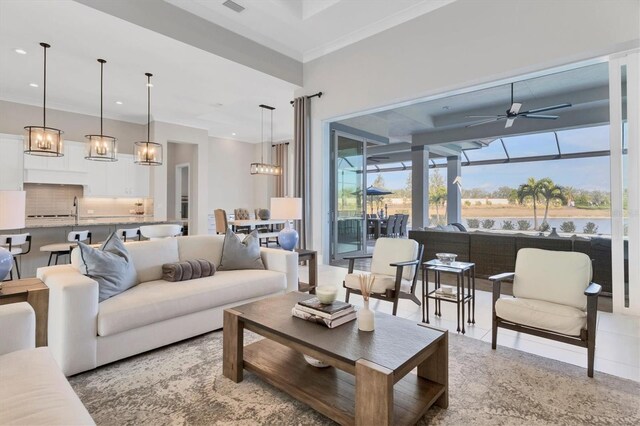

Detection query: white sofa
(0, 303), (94, 425)
(37, 235), (299, 376)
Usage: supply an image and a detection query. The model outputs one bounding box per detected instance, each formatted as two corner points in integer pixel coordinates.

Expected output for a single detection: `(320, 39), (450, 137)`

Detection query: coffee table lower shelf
(243, 339), (445, 426)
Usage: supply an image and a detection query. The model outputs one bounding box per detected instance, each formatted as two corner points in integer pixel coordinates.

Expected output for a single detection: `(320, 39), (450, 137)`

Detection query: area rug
(69, 331), (640, 425)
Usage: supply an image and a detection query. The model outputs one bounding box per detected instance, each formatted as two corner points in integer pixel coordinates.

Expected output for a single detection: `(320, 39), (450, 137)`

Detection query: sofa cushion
(124, 238), (180, 283)
(495, 297), (587, 336)
(78, 233), (138, 302)
(344, 272), (412, 294)
(97, 270), (286, 336)
(513, 248), (591, 310)
(177, 234), (225, 266)
(0, 347), (94, 425)
(162, 259), (216, 282)
(218, 231), (265, 271)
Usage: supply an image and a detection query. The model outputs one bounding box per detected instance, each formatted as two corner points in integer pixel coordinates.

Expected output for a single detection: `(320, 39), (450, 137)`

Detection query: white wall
(207, 136), (262, 215)
(166, 142), (197, 221)
(298, 0), (640, 262)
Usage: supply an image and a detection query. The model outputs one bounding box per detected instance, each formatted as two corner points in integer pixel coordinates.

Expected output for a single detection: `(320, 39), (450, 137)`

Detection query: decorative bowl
(315, 285), (338, 304)
(436, 253), (457, 264)
(303, 354), (330, 368)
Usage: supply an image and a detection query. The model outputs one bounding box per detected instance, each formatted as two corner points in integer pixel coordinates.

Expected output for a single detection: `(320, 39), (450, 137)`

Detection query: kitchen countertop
(24, 217), (180, 229)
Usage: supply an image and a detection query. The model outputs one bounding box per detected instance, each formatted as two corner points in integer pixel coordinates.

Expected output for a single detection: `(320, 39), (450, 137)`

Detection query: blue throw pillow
(78, 233), (138, 302)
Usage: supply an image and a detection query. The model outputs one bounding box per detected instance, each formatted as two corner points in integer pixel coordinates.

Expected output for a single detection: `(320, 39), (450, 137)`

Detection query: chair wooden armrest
(489, 272), (515, 282)
(389, 259), (420, 267)
(344, 254), (373, 273)
(584, 282), (602, 297)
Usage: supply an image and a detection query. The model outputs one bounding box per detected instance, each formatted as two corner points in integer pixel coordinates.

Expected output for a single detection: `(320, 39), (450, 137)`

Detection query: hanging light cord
(146, 73), (151, 143)
(42, 43), (48, 127)
(270, 108), (273, 163)
(261, 107), (265, 163)
(99, 59), (105, 136)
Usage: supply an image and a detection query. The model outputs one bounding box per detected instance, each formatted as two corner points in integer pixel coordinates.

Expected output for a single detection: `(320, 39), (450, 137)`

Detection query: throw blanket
(162, 259), (216, 282)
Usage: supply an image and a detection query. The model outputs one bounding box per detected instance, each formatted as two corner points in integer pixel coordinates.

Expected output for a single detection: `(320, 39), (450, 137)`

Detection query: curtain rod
(290, 91), (322, 105)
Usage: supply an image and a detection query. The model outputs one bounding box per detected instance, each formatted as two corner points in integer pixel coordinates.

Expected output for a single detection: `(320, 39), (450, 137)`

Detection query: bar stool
(116, 228), (141, 242)
(0, 233), (31, 279)
(139, 224), (183, 240)
(40, 231), (92, 266)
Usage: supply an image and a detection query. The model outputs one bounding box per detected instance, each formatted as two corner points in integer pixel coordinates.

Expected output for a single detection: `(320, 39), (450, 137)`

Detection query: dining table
(228, 219), (286, 231)
(368, 217), (388, 239)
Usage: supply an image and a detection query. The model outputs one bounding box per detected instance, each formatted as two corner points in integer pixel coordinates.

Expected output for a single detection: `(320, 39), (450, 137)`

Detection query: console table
(0, 278), (49, 347)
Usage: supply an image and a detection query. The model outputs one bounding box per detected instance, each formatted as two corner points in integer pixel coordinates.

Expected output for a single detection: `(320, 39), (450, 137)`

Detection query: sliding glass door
(331, 131), (367, 260)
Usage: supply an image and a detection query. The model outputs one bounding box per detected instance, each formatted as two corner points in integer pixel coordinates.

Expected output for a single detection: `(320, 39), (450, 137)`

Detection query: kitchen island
(15, 217), (183, 278)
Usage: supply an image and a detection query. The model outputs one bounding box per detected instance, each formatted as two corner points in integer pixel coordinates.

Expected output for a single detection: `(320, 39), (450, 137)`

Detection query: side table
(422, 260), (475, 334)
(295, 249), (318, 294)
(0, 278), (49, 347)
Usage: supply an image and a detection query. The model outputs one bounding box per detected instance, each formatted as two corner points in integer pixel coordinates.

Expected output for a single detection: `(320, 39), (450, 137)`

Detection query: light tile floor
(299, 263), (640, 382)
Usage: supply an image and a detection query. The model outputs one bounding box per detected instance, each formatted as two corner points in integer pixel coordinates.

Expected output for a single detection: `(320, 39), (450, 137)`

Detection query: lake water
(465, 217), (612, 235)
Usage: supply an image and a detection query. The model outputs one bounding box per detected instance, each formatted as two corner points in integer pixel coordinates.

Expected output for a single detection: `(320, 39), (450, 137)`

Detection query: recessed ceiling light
(115, 101), (123, 105)
(29, 83), (38, 87)
(14, 48), (27, 55)
(232, 132), (236, 136)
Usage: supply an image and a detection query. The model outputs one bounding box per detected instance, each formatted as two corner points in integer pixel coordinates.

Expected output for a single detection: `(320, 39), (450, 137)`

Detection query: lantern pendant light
(85, 59), (117, 161)
(250, 104), (282, 176)
(134, 73), (162, 166)
(24, 42), (64, 157)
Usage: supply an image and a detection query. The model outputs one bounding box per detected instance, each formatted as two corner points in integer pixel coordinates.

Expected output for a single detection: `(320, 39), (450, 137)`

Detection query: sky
(367, 124), (614, 192)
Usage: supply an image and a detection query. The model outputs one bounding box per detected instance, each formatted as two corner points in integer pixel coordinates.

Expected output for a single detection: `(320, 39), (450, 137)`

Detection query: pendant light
(250, 104), (282, 176)
(134, 73), (162, 166)
(24, 42), (64, 157)
(85, 59), (117, 161)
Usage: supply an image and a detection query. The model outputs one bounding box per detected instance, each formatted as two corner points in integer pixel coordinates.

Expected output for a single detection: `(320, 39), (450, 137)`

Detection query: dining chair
(116, 228), (141, 242)
(382, 215), (396, 237)
(214, 209), (229, 234)
(393, 214), (403, 237)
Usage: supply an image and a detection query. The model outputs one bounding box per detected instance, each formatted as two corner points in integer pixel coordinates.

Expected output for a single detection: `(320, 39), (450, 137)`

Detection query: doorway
(330, 131), (367, 261)
(175, 163), (190, 222)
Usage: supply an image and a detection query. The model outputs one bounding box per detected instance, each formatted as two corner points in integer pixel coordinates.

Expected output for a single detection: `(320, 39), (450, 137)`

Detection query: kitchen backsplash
(25, 183), (153, 217)
(25, 183), (83, 216)
(80, 197), (154, 217)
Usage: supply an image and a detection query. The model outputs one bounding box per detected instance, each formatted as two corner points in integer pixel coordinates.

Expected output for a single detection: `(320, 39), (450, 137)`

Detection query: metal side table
(422, 259), (475, 334)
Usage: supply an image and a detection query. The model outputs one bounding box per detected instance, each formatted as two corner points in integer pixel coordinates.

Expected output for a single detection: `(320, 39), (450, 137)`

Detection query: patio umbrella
(365, 186), (392, 196)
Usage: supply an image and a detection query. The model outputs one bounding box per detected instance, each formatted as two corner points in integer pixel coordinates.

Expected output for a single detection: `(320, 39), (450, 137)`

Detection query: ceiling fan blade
(505, 118), (515, 128)
(465, 117), (504, 128)
(465, 115), (503, 118)
(520, 114), (558, 120)
(509, 103), (522, 114)
(520, 103), (572, 114)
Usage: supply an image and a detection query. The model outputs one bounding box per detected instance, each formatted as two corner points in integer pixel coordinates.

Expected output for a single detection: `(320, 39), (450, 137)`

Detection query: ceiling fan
(465, 83), (572, 128)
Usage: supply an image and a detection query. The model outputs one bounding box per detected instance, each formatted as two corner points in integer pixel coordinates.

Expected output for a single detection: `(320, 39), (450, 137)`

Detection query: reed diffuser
(358, 274), (376, 331)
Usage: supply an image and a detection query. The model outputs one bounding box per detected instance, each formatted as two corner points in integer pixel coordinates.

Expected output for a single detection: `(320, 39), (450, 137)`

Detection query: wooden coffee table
(223, 292), (448, 426)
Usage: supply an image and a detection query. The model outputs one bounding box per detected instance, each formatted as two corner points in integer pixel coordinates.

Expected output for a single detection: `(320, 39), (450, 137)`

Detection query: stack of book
(292, 297), (356, 329)
(434, 285), (458, 300)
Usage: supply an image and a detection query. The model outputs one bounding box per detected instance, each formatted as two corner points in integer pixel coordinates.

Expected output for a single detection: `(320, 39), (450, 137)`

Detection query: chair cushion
(0, 347), (94, 425)
(495, 297), (587, 336)
(370, 238), (419, 281)
(97, 269), (286, 336)
(345, 272), (412, 295)
(513, 248), (591, 310)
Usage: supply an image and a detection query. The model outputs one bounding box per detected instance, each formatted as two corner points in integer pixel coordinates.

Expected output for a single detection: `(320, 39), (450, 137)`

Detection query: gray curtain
(272, 143), (288, 197)
(293, 96), (311, 249)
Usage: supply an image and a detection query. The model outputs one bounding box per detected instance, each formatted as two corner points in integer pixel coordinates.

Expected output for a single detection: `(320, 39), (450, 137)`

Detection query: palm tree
(538, 178), (565, 226)
(517, 177), (544, 229)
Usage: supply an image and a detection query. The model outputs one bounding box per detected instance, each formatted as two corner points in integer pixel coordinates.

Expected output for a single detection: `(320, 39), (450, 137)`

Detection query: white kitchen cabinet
(66, 141), (88, 173)
(0, 134), (24, 190)
(84, 161), (107, 196)
(132, 161), (150, 198)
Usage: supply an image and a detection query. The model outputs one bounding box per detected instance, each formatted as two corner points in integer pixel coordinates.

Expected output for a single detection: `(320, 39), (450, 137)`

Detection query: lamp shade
(0, 191), (26, 230)
(270, 197), (302, 220)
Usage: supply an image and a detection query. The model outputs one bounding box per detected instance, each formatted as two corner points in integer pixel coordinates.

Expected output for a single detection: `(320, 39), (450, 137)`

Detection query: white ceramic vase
(358, 300), (375, 332)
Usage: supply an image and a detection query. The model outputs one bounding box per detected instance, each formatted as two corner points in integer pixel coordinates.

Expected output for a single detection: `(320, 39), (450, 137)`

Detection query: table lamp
(270, 197), (302, 251)
(0, 191), (26, 284)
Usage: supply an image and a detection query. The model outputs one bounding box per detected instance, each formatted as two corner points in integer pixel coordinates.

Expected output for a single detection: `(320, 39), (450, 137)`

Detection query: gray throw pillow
(78, 233), (138, 302)
(162, 259), (216, 282)
(218, 230), (265, 271)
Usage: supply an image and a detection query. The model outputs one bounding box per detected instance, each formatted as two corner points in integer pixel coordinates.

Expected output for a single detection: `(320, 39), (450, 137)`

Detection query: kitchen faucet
(73, 196), (79, 223)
